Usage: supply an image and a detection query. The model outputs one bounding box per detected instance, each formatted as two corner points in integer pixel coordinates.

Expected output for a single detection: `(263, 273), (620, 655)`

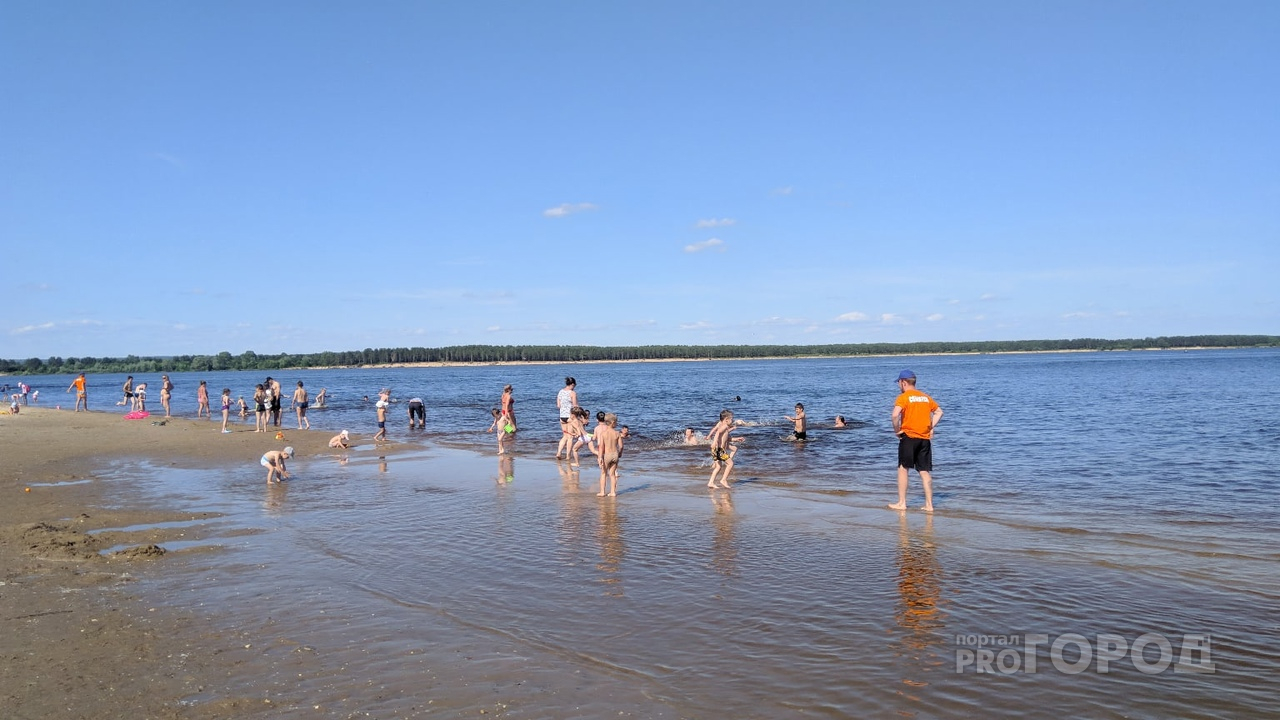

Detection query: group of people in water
(19, 367), (945, 508)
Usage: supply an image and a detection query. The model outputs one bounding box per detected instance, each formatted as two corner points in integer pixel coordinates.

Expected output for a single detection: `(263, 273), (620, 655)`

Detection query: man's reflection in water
(556, 462), (588, 566)
(894, 511), (945, 687)
(378, 456), (388, 474)
(596, 498), (626, 597)
(711, 492), (738, 578)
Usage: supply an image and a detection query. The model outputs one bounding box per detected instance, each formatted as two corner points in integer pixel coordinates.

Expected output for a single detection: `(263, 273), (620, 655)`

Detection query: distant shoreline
(324, 345), (1238, 370)
(4, 337), (1275, 376)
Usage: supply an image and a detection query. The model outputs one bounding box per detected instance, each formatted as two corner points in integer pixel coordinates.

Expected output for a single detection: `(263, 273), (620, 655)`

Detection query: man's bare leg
(920, 471), (934, 512)
(888, 466), (909, 510)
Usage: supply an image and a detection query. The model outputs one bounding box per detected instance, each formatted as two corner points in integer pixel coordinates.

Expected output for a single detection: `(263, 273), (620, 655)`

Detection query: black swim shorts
(898, 436), (933, 472)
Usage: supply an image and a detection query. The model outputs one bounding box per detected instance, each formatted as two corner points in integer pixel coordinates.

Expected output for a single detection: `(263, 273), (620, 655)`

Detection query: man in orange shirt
(66, 373), (88, 412)
(889, 370), (943, 512)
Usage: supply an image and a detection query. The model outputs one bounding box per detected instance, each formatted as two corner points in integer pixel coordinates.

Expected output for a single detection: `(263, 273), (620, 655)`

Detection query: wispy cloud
(771, 186), (794, 196)
(543, 202), (598, 218)
(926, 313), (944, 322)
(880, 313), (907, 325)
(835, 311), (868, 322)
(695, 218), (736, 228)
(979, 293), (998, 301)
(11, 322), (55, 335)
(152, 152), (184, 169)
(684, 238), (726, 253)
(10, 319), (102, 335)
(679, 321), (712, 330)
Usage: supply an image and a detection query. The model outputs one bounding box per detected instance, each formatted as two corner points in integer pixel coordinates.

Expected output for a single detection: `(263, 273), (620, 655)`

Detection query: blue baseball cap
(897, 370), (916, 381)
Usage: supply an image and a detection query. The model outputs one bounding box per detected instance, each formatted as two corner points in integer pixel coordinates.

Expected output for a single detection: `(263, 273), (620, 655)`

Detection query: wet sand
(0, 407), (339, 719)
(2, 405), (1273, 718)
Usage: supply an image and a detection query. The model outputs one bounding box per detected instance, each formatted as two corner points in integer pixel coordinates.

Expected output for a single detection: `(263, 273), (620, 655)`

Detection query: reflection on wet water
(80, 349), (1280, 718)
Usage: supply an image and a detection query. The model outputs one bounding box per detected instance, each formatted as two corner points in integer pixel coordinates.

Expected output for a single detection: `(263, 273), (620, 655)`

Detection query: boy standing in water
(890, 370), (943, 512)
(374, 391), (389, 442)
(595, 413), (622, 497)
(785, 403), (807, 441)
(707, 409), (743, 489)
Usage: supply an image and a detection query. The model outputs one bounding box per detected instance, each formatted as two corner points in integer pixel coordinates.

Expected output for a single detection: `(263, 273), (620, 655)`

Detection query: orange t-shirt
(73, 377), (86, 394)
(895, 389), (939, 439)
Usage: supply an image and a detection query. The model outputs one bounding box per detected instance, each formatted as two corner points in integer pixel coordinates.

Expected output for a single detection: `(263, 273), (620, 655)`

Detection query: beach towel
(123, 410), (150, 420)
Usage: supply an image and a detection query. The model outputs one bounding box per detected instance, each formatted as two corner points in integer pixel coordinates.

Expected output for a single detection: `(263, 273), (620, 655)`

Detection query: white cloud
(979, 293), (998, 301)
(695, 218), (736, 228)
(679, 321), (712, 330)
(1062, 312), (1095, 319)
(880, 313), (906, 325)
(684, 238), (726, 253)
(11, 322), (55, 335)
(543, 202), (598, 218)
(926, 313), (944, 322)
(487, 325), (501, 332)
(771, 186), (794, 196)
(10, 319), (101, 335)
(835, 311), (868, 322)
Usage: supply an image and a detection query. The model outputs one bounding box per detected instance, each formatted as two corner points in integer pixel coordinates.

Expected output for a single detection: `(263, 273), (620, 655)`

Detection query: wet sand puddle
(97, 445), (1278, 718)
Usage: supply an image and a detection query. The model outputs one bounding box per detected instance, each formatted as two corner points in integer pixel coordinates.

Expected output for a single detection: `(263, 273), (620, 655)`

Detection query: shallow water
(51, 350), (1280, 716)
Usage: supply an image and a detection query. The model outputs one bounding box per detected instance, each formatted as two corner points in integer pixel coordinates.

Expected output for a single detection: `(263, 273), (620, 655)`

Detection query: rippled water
(65, 349), (1280, 717)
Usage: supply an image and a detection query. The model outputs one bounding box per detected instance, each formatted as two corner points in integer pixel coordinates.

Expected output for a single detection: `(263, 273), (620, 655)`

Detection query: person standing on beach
(501, 384), (516, 431)
(253, 384), (268, 433)
(197, 380), (211, 419)
(374, 390), (389, 442)
(555, 377), (577, 459)
(595, 413), (622, 497)
(220, 388), (233, 433)
(66, 373), (88, 412)
(889, 370), (943, 513)
(292, 381), (310, 430)
(707, 409), (744, 489)
(266, 377), (283, 427)
(121, 376), (134, 407)
(159, 375), (174, 418)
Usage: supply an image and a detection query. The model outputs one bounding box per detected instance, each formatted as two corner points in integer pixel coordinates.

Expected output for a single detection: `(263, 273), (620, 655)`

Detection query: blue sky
(3, 1), (1277, 359)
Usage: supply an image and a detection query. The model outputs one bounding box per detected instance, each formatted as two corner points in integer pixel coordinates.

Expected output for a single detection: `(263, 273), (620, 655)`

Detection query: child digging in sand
(261, 447), (293, 484)
(595, 413), (622, 497)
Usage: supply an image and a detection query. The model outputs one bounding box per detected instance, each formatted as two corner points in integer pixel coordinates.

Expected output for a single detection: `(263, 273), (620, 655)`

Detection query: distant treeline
(2, 335), (1276, 375)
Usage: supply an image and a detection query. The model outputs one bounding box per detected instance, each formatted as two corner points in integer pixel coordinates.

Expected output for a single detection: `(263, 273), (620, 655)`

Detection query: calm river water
(44, 349), (1280, 717)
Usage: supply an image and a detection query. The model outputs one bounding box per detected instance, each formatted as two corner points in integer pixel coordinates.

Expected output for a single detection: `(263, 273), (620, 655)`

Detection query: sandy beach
(0, 408), (343, 719)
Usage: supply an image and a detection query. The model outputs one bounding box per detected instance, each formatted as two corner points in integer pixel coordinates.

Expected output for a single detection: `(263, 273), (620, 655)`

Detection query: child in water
(261, 447), (293, 484)
(785, 403), (807, 441)
(595, 413), (622, 497)
(488, 408), (516, 454)
(707, 409), (745, 489)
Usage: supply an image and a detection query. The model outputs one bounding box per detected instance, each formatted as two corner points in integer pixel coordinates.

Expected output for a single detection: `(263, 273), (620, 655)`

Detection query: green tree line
(3, 335), (1277, 376)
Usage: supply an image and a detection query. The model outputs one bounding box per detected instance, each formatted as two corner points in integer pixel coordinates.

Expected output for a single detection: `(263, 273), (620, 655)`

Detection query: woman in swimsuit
(253, 384), (268, 433)
(555, 377), (577, 459)
(501, 384), (516, 431)
(160, 375), (174, 418)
